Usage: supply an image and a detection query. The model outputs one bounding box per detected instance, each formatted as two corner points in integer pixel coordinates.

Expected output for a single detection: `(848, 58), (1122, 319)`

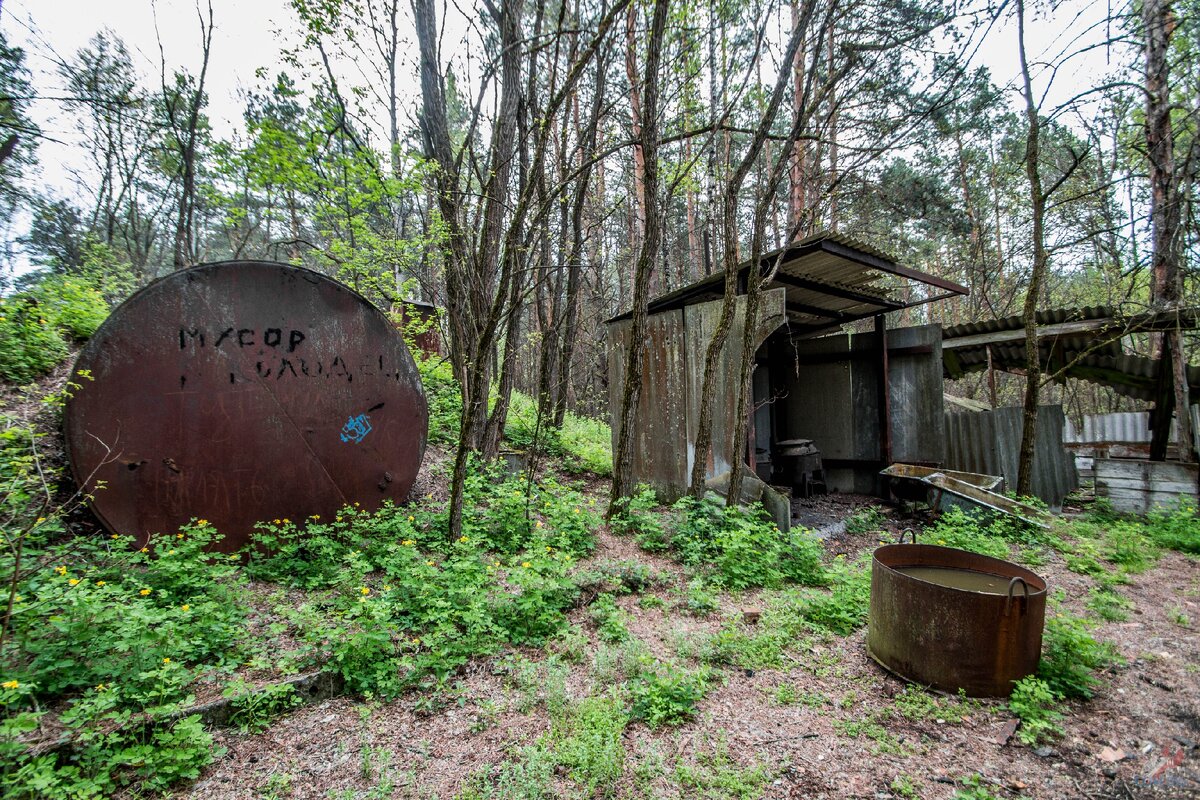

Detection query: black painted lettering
(237, 329), (255, 347)
(214, 327), (235, 347)
(229, 373), (236, 384)
(288, 330), (306, 352)
(179, 328), (204, 349)
(277, 359), (298, 379)
(298, 358), (311, 376)
(264, 328), (282, 347)
(256, 361), (270, 378)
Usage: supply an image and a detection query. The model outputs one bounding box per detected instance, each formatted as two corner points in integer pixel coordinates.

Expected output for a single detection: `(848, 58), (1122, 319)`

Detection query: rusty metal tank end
(866, 540), (1047, 697)
(65, 260), (429, 553)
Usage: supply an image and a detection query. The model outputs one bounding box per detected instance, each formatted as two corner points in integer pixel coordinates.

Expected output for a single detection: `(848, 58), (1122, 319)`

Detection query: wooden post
(986, 344), (998, 408)
(876, 314), (892, 466)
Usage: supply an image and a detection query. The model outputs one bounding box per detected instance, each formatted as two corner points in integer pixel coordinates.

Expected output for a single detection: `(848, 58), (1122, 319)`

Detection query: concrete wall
(607, 289), (787, 500)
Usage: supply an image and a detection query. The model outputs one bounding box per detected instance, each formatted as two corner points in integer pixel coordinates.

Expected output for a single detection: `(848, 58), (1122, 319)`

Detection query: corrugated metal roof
(942, 306), (1115, 339)
(606, 230), (968, 332)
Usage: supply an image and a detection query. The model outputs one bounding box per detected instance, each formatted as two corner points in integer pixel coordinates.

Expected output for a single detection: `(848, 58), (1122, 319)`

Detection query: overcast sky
(2, 0), (1121, 240)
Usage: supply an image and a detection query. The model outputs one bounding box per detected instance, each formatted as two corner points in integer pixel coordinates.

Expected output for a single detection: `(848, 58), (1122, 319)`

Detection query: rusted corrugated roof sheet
(606, 230), (968, 335)
(942, 306), (1114, 339)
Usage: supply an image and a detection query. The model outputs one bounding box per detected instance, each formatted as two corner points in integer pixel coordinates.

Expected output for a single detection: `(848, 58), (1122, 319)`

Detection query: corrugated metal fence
(944, 405), (1079, 508)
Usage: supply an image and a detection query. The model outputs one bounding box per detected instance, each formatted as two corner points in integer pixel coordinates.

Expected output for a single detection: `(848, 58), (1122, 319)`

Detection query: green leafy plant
(629, 661), (709, 728)
(1037, 610), (1120, 700)
(1008, 676), (1063, 745)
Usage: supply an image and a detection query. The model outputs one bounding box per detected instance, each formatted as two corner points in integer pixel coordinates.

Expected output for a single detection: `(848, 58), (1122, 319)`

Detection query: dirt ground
(178, 493), (1200, 800)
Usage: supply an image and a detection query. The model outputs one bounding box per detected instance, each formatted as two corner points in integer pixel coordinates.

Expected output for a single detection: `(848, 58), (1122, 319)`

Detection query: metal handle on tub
(1004, 577), (1029, 615)
(896, 529), (917, 544)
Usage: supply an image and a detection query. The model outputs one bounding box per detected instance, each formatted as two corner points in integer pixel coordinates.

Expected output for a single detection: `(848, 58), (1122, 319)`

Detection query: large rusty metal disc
(66, 261), (428, 552)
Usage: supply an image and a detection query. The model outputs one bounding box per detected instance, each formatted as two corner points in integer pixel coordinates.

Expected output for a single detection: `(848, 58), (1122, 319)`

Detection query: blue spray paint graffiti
(340, 413), (373, 443)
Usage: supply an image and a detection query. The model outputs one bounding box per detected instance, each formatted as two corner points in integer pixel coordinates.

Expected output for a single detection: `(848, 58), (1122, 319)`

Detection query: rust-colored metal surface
(66, 261), (428, 553)
(867, 543), (1047, 697)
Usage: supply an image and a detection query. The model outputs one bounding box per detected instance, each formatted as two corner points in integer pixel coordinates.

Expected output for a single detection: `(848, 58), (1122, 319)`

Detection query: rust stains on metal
(65, 260), (428, 553)
(867, 542), (1047, 697)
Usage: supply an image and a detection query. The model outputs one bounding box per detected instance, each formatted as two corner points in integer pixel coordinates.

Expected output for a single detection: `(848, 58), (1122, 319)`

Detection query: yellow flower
(162, 658), (171, 665)
(111, 534), (120, 540)
(938, 539), (946, 545)
(311, 514), (320, 520)
(354, 501), (360, 507)
(95, 683), (107, 692)
(2, 680), (19, 690)
(273, 519), (281, 525)
(522, 561), (531, 568)
(139, 547), (148, 553)
(68, 578), (80, 586)
(282, 519), (290, 524)
(574, 508), (581, 514)
(181, 604), (190, 612)
(536, 521), (544, 529)
(176, 533), (184, 539)
(139, 588), (152, 596)
(588, 499), (596, 506)
(36, 517), (46, 524)
(545, 546), (552, 552)
(410, 637), (420, 645)
(425, 494), (432, 500)
(167, 550), (176, 555)
(228, 554), (239, 560)
(336, 516), (343, 522)
(425, 560), (435, 567)
(196, 519), (208, 527)
(383, 585), (391, 591)
(458, 535), (469, 543)
(360, 587), (371, 595)
(95, 581), (105, 587)
(54, 566), (67, 576)
(402, 539), (414, 546)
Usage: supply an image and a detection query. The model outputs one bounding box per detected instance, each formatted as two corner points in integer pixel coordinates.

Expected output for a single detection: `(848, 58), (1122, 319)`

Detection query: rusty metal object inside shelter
(65, 260), (429, 553)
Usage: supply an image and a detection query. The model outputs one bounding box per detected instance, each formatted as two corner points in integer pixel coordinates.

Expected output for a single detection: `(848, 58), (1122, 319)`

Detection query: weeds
(1008, 676), (1063, 745)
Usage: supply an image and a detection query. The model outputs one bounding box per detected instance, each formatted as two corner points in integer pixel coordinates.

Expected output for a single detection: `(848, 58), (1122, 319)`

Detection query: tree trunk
(610, 0), (669, 508)
(1016, 0), (1046, 498)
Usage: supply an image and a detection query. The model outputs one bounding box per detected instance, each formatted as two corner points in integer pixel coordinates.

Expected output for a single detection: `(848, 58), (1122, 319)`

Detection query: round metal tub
(867, 541), (1047, 697)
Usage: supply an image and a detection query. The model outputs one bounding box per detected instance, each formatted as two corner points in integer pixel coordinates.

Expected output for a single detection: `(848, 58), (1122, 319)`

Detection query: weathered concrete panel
(607, 310), (690, 499)
(683, 290), (788, 487)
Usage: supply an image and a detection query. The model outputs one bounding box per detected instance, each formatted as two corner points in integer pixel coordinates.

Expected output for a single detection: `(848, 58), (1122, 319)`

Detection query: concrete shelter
(605, 231), (968, 501)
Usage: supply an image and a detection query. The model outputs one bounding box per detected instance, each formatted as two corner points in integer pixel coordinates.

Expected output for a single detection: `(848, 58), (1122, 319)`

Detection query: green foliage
(1144, 500), (1200, 554)
(551, 692), (627, 797)
(952, 773), (1002, 800)
(589, 594), (631, 643)
(241, 472), (594, 696)
(844, 506), (887, 535)
(893, 684), (973, 723)
(225, 680), (302, 733)
(674, 735), (768, 800)
(31, 275), (110, 340)
(1008, 677), (1063, 746)
(1037, 610), (1120, 700)
(629, 661), (710, 728)
(668, 495), (827, 590)
(504, 391), (613, 476)
(415, 353), (462, 445)
(610, 486), (668, 551)
(798, 555), (871, 636)
(576, 559), (658, 595)
(924, 507), (1011, 560)
(0, 296), (68, 384)
(1087, 587), (1132, 621)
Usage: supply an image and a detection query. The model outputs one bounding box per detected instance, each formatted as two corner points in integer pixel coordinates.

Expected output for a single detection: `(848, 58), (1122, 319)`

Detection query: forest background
(0, 0), (1197, 511)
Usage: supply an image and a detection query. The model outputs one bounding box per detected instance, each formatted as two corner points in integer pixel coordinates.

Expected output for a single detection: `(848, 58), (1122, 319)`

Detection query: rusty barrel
(65, 260), (428, 553)
(867, 543), (1047, 697)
